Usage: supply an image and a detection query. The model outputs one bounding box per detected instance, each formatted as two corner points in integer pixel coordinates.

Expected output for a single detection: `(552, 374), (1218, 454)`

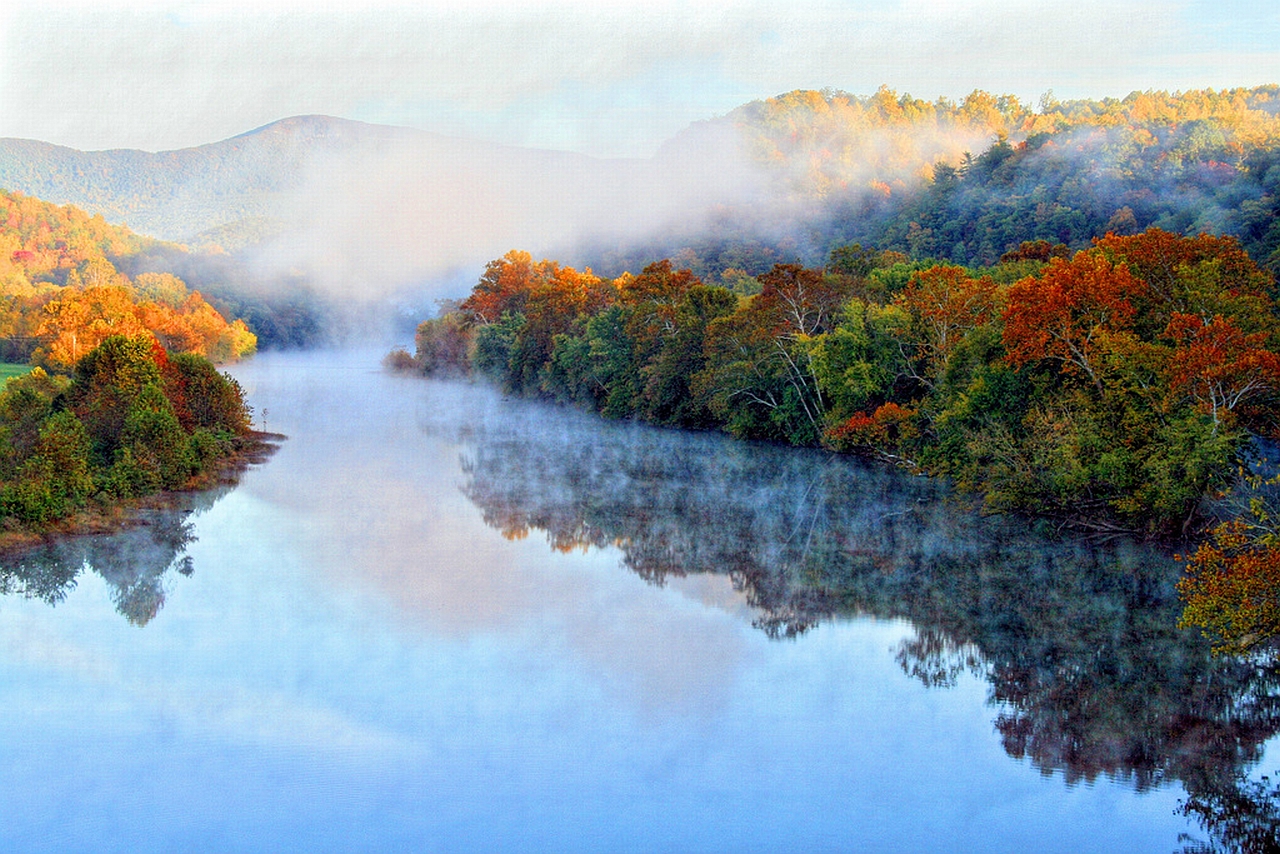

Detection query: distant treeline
(0, 187), (331, 358)
(584, 86), (1280, 280)
(118, 242), (331, 351)
(399, 230), (1280, 652)
(0, 189), (258, 365)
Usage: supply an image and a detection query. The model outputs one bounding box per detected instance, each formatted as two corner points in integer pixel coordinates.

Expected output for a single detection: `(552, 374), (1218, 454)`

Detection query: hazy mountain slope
(0, 116), (608, 247)
(6, 85), (1280, 296)
(0, 116), (330, 242)
(593, 86), (1280, 276)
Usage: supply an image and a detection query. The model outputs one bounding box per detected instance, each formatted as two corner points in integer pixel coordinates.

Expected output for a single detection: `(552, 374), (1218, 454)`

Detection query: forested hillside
(0, 117), (360, 246)
(585, 86), (1280, 279)
(0, 189), (257, 366)
(0, 190), (268, 539)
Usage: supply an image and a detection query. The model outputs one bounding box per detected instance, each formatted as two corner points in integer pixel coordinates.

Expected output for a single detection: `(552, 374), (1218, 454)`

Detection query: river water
(1, 347), (1276, 853)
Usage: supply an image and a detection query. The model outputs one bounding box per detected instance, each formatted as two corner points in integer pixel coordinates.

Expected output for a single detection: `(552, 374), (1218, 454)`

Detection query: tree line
(584, 85), (1280, 283)
(398, 228), (1280, 653)
(0, 188), (257, 366)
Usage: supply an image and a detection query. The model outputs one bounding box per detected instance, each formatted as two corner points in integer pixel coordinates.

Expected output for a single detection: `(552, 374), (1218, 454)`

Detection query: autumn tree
(891, 264), (1000, 386)
(637, 284), (739, 426)
(508, 264), (609, 395)
(1179, 476), (1280, 654)
(1003, 252), (1148, 391)
(0, 334), (253, 529)
(414, 310), (471, 376)
(1095, 229), (1275, 316)
(410, 231), (1280, 537)
(1165, 313), (1280, 434)
(459, 250), (546, 325)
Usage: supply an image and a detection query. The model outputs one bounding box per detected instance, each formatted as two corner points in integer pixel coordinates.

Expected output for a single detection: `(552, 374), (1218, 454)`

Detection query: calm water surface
(1, 347), (1276, 853)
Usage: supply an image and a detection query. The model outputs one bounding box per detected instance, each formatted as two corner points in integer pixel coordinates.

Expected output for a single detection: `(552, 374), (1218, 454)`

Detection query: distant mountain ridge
(0, 116), (600, 248)
(7, 86), (1280, 283)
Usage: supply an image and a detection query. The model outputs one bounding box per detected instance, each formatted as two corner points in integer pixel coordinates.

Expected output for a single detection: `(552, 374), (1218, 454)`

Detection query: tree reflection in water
(1179, 773), (1280, 853)
(442, 393), (1280, 853)
(0, 485), (231, 626)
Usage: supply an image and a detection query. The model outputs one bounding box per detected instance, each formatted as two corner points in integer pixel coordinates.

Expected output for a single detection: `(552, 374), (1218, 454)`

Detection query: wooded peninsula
(0, 189), (264, 547)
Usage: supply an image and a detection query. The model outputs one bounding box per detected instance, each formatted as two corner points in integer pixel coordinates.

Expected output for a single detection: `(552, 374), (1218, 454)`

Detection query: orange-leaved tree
(1003, 251), (1148, 391)
(460, 250), (548, 325)
(892, 264), (1000, 386)
(1165, 313), (1280, 435)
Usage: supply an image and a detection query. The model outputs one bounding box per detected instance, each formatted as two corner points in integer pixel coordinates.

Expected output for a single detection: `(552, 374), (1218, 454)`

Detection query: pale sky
(1, 0), (1277, 158)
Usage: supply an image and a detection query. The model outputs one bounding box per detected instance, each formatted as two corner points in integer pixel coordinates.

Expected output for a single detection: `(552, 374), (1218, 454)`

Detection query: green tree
(638, 284), (738, 426)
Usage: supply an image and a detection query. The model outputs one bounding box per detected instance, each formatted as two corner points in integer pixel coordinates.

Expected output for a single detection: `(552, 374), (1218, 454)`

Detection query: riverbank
(0, 430), (285, 553)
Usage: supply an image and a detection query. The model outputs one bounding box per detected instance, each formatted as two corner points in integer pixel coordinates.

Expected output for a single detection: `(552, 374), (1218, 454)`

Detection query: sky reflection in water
(0, 348), (1270, 853)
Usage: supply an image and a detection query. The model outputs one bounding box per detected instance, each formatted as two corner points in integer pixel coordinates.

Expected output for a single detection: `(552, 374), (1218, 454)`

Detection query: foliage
(408, 228), (1280, 545)
(0, 334), (252, 532)
(0, 189), (256, 367)
(1179, 473), (1280, 654)
(579, 85), (1280, 286)
(413, 312), (470, 376)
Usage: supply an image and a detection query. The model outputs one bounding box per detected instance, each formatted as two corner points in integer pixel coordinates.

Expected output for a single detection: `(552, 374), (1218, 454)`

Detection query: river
(0, 347), (1275, 853)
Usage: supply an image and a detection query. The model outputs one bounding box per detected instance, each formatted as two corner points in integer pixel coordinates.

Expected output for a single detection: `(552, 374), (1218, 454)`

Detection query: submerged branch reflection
(440, 387), (1280, 849)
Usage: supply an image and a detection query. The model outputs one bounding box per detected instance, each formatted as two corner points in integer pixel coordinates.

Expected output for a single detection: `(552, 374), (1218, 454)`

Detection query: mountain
(0, 116), (594, 247)
(587, 86), (1280, 276)
(6, 85), (1280, 292)
(0, 115), (766, 298)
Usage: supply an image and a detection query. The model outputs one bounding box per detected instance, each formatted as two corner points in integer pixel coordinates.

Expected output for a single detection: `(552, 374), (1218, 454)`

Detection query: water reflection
(0, 485), (234, 625)
(1180, 773), (1280, 854)
(439, 388), (1280, 851)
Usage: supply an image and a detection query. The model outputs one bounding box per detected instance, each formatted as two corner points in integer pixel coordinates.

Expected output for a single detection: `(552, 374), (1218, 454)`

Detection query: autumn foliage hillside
(0, 189), (256, 367)
(594, 86), (1280, 280)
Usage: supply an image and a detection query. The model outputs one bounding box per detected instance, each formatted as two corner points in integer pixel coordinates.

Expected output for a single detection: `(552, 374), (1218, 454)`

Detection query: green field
(0, 362), (32, 387)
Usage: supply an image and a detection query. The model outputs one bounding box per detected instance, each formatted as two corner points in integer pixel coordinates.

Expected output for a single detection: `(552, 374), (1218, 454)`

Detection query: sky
(1, 1), (1278, 158)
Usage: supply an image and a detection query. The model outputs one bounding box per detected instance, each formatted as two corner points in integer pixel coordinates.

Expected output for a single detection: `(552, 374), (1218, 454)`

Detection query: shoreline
(0, 430), (285, 555)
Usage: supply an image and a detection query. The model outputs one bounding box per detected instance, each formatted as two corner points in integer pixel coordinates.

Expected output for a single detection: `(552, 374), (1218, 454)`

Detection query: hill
(0, 188), (256, 365)
(591, 85), (1280, 277)
(5, 86), (1280, 297)
(0, 116), (449, 246)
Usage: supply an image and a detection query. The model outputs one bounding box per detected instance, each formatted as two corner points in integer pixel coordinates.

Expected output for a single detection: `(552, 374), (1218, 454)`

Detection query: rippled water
(0, 347), (1275, 853)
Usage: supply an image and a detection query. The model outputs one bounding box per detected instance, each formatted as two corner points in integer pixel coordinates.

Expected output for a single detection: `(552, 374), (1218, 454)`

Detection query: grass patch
(0, 363), (31, 387)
